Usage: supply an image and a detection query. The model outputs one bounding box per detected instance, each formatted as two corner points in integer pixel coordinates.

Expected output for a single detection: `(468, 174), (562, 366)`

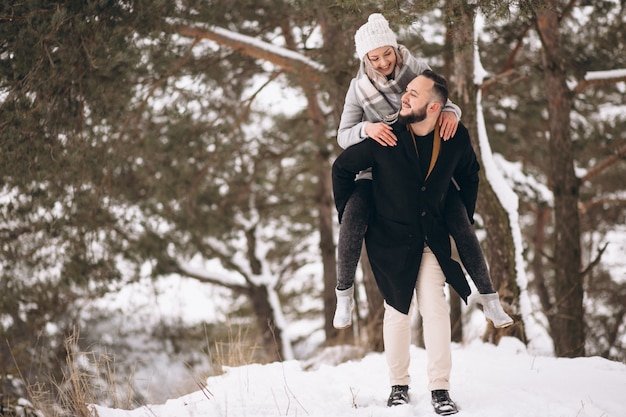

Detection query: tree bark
(534, 2), (585, 357)
(247, 282), (283, 362)
(532, 204), (552, 316)
(446, 0), (524, 343)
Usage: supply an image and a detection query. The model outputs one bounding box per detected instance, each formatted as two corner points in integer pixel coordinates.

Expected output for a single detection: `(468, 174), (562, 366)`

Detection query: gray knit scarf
(355, 45), (419, 124)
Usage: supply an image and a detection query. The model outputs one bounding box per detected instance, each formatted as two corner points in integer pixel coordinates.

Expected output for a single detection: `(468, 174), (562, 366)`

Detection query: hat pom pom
(368, 13), (387, 23)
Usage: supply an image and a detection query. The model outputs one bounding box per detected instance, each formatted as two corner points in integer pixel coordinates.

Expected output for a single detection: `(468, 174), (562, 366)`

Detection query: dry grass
(5, 321), (264, 417)
(210, 321), (261, 373)
(6, 327), (137, 417)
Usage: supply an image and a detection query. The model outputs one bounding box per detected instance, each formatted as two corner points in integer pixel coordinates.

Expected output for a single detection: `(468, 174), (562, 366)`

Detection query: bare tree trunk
(534, 2), (585, 357)
(248, 283), (282, 362)
(532, 205), (552, 316)
(243, 226), (285, 361)
(309, 98), (339, 343)
(446, 0), (524, 343)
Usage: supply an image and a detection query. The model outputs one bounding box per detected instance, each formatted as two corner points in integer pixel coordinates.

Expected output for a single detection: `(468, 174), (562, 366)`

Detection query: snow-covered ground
(92, 336), (626, 417)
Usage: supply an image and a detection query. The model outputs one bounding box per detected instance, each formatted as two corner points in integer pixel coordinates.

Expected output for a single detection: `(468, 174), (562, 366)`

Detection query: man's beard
(398, 104), (427, 125)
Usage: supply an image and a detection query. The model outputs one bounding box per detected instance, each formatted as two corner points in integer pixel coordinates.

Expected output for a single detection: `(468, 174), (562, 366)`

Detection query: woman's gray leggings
(336, 180), (495, 294)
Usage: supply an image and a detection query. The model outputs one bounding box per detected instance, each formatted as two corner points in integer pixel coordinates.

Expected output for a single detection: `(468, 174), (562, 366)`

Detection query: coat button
(421, 186), (426, 191)
(421, 211), (426, 217)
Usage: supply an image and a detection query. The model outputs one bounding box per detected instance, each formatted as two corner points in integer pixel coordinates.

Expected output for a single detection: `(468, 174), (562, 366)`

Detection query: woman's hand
(365, 122), (397, 146)
(438, 111), (459, 141)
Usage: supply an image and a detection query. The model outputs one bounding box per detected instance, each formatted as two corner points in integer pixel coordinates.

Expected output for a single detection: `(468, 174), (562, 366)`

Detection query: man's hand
(438, 111), (459, 141)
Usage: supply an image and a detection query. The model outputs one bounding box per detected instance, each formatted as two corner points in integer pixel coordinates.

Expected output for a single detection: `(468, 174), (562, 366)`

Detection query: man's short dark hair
(421, 69), (449, 107)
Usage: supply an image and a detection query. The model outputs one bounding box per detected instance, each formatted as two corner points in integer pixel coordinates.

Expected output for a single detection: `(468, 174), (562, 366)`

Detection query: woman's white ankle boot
(480, 292), (514, 328)
(333, 286), (354, 329)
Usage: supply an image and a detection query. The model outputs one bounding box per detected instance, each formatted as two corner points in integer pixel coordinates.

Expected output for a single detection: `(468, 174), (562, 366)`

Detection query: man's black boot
(387, 385), (409, 406)
(431, 389), (458, 415)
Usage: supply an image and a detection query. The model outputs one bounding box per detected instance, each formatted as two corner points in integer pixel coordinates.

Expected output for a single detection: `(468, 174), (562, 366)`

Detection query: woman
(333, 13), (512, 330)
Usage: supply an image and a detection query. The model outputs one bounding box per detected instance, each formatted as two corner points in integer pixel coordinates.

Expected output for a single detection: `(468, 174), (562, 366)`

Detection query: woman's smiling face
(366, 46), (397, 76)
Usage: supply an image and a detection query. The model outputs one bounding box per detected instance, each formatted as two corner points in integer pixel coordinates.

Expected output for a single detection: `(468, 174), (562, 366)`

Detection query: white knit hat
(354, 13), (398, 60)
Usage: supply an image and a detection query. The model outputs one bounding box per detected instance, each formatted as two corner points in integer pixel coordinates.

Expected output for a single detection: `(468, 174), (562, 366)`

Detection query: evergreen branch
(187, 71), (282, 203)
(501, 23), (532, 72)
(169, 23), (324, 82)
(580, 143), (626, 184)
(559, 0), (578, 23)
(176, 262), (248, 295)
(580, 242), (608, 279)
(98, 38), (200, 194)
(574, 74), (626, 94)
(478, 68), (518, 91)
(124, 37), (201, 143)
(580, 197), (626, 218)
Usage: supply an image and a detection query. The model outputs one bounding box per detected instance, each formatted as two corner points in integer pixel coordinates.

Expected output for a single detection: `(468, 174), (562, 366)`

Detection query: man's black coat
(332, 122), (480, 314)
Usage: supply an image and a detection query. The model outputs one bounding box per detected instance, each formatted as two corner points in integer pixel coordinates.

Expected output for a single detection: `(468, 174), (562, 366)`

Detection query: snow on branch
(575, 68), (626, 93)
(169, 21), (325, 81)
(584, 69), (626, 81)
(178, 261), (248, 292)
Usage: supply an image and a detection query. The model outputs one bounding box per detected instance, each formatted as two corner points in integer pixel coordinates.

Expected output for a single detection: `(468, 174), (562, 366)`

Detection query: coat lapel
(425, 124), (441, 181)
(406, 124), (442, 183)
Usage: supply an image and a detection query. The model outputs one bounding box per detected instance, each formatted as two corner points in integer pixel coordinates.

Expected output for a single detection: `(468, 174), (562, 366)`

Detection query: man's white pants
(383, 246), (451, 391)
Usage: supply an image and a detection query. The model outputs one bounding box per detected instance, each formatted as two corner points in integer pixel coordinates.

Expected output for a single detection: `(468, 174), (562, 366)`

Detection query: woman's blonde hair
(363, 47), (404, 84)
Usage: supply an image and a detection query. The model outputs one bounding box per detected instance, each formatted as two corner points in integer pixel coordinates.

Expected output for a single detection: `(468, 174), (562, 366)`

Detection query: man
(332, 69), (480, 415)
